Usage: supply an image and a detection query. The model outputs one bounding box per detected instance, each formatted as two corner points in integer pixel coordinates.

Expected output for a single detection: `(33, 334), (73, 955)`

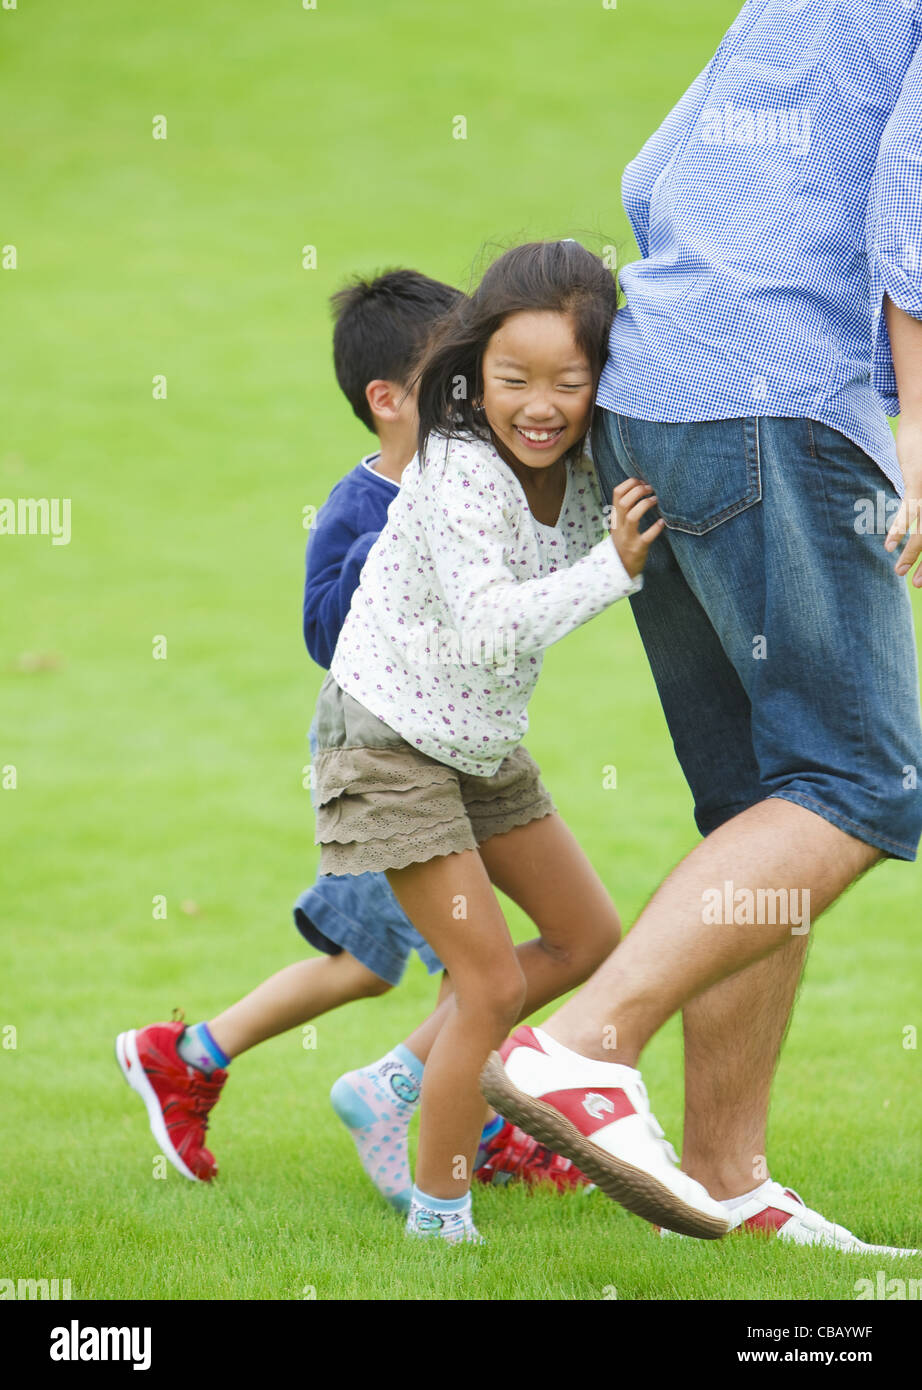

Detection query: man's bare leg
(679, 935), (809, 1199)
(542, 800), (880, 1070)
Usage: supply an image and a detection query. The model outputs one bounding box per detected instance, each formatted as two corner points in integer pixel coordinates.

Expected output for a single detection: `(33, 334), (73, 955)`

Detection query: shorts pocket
(617, 417), (761, 535)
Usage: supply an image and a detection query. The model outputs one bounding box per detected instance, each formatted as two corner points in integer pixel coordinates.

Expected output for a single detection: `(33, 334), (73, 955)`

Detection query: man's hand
(883, 295), (922, 584)
(885, 417), (922, 584)
(609, 477), (665, 579)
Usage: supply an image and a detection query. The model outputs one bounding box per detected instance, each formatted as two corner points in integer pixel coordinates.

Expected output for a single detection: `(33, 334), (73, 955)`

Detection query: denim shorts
(298, 716), (443, 986)
(594, 412), (922, 860)
(293, 874), (444, 987)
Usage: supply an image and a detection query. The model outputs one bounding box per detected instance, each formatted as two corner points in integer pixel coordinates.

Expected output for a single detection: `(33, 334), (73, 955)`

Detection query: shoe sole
(480, 1052), (728, 1240)
(115, 1030), (203, 1182)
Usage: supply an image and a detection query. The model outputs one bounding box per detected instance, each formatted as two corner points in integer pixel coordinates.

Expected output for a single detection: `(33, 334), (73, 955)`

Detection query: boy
(116, 271), (460, 1209)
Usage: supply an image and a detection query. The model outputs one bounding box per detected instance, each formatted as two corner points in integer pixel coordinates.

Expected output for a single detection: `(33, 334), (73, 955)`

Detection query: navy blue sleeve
(302, 469), (395, 668)
(302, 520), (380, 668)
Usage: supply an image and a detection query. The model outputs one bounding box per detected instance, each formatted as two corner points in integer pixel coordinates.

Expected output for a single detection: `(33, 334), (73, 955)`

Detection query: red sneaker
(115, 1019), (226, 1181)
(475, 1119), (593, 1192)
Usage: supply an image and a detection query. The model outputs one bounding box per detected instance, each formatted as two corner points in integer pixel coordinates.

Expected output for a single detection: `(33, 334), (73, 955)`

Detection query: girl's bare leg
(388, 814), (622, 1198)
(401, 813), (620, 1063)
(386, 849), (525, 1198)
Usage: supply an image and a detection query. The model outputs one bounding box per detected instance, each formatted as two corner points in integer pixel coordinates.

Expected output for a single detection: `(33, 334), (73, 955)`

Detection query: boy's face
(482, 310), (593, 472)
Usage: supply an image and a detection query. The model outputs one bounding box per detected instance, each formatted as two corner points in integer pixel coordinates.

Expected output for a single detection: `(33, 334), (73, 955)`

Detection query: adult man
(482, 0), (922, 1251)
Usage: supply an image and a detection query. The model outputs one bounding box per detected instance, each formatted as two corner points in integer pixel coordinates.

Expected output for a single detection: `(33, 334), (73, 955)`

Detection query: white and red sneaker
(115, 1020), (226, 1181)
(480, 1025), (730, 1239)
(719, 1182), (919, 1256)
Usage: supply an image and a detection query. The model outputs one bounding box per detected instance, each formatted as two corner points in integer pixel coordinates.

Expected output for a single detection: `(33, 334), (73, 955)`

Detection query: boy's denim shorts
(295, 715), (444, 987)
(293, 873), (444, 988)
(594, 411), (922, 861)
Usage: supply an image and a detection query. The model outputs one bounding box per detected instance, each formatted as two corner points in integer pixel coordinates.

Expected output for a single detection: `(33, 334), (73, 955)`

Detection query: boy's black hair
(414, 240), (620, 461)
(330, 269), (464, 433)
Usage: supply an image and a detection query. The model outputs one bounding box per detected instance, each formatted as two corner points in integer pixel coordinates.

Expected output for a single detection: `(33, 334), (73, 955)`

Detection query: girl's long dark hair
(415, 239), (619, 462)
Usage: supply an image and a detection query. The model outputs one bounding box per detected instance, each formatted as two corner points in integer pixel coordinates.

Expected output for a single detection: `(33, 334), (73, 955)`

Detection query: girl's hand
(609, 478), (666, 578)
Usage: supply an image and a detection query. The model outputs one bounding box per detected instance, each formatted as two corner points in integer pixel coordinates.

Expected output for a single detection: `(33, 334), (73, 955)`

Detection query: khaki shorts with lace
(312, 673), (556, 876)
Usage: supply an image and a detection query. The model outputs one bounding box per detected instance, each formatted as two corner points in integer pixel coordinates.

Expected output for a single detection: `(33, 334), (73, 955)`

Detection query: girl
(313, 239), (664, 1242)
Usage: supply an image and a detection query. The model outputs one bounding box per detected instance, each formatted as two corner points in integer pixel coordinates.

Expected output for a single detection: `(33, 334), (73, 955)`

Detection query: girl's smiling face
(481, 310), (594, 471)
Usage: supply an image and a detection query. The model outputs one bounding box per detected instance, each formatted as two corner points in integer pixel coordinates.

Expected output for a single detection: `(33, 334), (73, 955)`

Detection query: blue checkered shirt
(597, 0), (922, 491)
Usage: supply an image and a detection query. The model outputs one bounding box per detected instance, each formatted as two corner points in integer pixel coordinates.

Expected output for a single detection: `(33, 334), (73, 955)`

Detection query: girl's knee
(593, 908), (622, 963)
(547, 908), (621, 979)
(578, 905), (622, 971)
(487, 965), (527, 1027)
(457, 963), (525, 1031)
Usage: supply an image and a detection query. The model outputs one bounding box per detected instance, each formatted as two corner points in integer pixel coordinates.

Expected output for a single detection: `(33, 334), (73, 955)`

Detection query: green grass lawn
(1, 0), (920, 1301)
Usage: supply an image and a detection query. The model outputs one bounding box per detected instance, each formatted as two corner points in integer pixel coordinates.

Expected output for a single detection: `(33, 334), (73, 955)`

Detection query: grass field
(2, 1), (920, 1302)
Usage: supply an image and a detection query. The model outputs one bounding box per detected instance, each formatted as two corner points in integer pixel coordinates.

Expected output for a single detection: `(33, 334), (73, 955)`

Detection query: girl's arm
(422, 444), (644, 659)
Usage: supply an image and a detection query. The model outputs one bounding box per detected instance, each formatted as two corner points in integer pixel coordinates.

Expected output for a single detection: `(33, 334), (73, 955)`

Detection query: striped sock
(406, 1187), (482, 1244)
(474, 1114), (505, 1171)
(176, 1021), (230, 1075)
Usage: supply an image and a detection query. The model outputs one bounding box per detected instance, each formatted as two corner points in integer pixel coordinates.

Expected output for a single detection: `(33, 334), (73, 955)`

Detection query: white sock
(532, 1027), (641, 1081)
(406, 1187), (482, 1244)
(721, 1178), (775, 1212)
